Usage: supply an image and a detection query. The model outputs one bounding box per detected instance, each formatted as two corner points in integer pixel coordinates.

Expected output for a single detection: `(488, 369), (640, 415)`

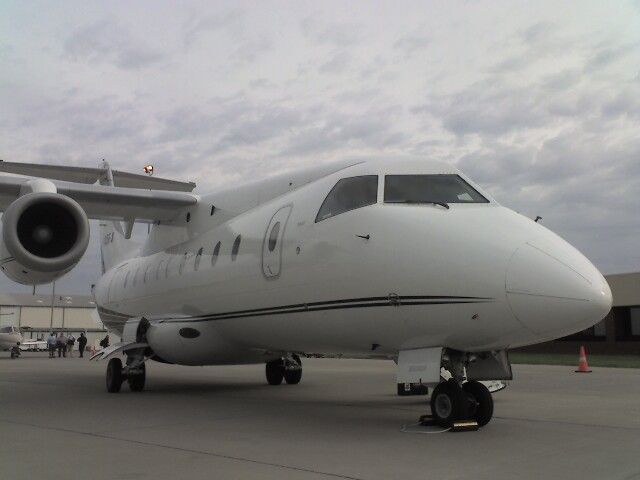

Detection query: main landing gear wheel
(283, 354), (302, 385)
(266, 359), (284, 385)
(106, 358), (123, 393)
(128, 363), (146, 392)
(463, 380), (494, 427)
(430, 380), (468, 427)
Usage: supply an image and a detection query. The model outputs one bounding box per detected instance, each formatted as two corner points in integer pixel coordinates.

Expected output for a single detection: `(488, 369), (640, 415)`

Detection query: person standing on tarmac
(77, 332), (87, 358)
(67, 334), (75, 357)
(57, 332), (67, 358)
(47, 332), (57, 358)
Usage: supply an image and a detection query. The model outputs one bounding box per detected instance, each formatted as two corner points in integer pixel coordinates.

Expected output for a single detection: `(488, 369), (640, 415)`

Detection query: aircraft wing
(0, 160), (195, 192)
(0, 162), (198, 223)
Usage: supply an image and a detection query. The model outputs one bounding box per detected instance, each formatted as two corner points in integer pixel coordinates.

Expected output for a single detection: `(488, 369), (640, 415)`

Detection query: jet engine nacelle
(0, 192), (90, 285)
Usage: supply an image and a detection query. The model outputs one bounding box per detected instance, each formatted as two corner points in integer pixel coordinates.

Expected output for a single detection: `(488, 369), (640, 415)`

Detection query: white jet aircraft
(0, 325), (23, 357)
(0, 159), (612, 427)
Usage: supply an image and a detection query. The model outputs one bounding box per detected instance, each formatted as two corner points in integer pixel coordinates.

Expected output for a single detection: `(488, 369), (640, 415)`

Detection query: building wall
(515, 306), (640, 355)
(1, 303), (109, 351)
(0, 305), (20, 328)
(607, 273), (640, 306)
(19, 307), (64, 329)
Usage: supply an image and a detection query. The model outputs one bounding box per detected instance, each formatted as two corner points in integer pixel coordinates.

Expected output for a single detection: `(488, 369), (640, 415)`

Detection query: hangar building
(0, 293), (107, 350)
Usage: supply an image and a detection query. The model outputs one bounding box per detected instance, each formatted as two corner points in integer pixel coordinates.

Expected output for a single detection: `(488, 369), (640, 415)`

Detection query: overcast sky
(1, 0), (639, 295)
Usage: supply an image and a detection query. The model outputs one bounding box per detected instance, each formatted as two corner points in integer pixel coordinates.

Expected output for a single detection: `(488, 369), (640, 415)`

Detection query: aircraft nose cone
(506, 241), (612, 338)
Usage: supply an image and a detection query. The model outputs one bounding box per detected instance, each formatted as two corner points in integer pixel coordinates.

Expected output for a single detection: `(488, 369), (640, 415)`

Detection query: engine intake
(1, 193), (90, 284)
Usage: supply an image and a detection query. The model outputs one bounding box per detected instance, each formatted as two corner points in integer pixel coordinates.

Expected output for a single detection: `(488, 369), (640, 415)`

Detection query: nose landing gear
(429, 379), (493, 428)
(265, 354), (302, 385)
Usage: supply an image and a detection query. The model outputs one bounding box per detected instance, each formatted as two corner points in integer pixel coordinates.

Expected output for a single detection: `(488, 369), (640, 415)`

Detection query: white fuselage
(93, 159), (612, 366)
(0, 327), (22, 351)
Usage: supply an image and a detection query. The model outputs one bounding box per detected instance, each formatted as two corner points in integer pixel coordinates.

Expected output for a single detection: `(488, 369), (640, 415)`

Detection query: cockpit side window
(315, 175), (378, 223)
(384, 175), (489, 204)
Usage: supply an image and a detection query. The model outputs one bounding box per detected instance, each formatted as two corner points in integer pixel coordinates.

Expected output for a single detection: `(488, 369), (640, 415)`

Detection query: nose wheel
(462, 380), (493, 426)
(430, 380), (493, 427)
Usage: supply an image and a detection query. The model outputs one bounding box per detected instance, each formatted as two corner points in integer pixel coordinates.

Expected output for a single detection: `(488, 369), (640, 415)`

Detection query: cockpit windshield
(0, 326), (16, 333)
(384, 175), (489, 204)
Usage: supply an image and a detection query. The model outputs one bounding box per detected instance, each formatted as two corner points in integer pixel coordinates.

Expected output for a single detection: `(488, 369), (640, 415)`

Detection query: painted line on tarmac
(493, 416), (640, 432)
(0, 418), (366, 480)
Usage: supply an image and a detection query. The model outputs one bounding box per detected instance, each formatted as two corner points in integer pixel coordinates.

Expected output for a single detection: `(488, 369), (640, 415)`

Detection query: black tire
(106, 358), (123, 393)
(266, 359), (284, 385)
(430, 380), (467, 427)
(463, 381), (494, 427)
(128, 363), (146, 392)
(284, 368), (302, 385)
(283, 355), (302, 385)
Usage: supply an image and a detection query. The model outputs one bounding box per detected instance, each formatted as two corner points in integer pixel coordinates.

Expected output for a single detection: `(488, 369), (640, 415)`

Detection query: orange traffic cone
(575, 345), (592, 373)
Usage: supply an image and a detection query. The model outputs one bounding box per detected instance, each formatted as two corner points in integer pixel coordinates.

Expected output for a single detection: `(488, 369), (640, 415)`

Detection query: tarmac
(1, 353), (639, 480)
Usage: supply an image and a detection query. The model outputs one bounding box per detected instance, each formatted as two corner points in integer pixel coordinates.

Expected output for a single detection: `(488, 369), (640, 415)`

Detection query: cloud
(393, 31), (430, 57)
(318, 51), (351, 74)
(519, 21), (556, 44)
(300, 17), (362, 46)
(600, 86), (640, 120)
(419, 80), (550, 136)
(63, 19), (165, 70)
(182, 9), (244, 47)
(282, 107), (407, 156)
(583, 41), (637, 73)
(233, 36), (273, 62)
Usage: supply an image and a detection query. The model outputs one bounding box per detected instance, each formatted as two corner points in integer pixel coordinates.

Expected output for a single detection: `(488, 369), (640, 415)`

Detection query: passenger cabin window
(384, 175), (488, 204)
(315, 175), (378, 222)
(211, 242), (221, 267)
(232, 236), (241, 261)
(194, 247), (203, 271)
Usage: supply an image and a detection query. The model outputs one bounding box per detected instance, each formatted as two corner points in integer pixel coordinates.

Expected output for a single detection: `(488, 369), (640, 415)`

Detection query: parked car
(19, 339), (47, 351)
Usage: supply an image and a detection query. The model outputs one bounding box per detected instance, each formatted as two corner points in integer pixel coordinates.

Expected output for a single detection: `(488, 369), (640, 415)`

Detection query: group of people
(47, 332), (88, 358)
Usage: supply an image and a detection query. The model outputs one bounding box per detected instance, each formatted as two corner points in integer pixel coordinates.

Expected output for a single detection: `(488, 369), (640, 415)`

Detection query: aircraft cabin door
(262, 205), (292, 278)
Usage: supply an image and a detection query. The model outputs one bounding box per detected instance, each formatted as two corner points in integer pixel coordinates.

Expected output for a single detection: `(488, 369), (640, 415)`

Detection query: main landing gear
(106, 355), (146, 393)
(429, 379), (493, 427)
(265, 354), (302, 386)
